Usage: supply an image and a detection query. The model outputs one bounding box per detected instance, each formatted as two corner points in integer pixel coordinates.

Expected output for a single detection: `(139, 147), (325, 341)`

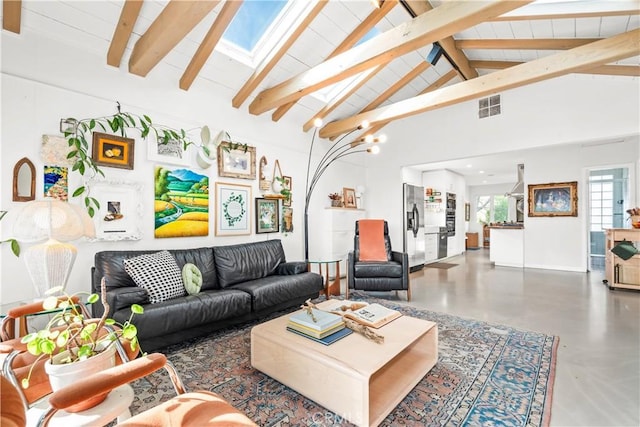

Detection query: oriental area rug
(129, 297), (558, 426)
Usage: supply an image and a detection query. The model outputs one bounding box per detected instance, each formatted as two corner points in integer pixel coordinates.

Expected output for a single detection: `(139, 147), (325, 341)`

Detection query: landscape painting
(154, 166), (209, 238)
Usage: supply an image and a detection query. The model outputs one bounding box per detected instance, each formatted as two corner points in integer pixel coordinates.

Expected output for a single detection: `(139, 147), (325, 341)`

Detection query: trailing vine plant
(0, 210), (19, 256)
(64, 103), (195, 217)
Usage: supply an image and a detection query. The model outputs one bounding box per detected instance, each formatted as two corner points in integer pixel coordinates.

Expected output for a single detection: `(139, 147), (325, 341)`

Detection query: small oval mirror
(13, 157), (36, 202)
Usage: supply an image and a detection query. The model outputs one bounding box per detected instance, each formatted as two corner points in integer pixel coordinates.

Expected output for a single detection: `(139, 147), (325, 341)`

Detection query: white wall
(0, 30), (367, 303)
(365, 75), (639, 271)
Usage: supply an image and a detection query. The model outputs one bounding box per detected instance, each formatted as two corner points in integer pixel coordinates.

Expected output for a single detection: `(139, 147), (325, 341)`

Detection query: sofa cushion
(113, 289), (252, 340)
(354, 260), (403, 278)
(182, 263), (203, 295)
(124, 251), (186, 304)
(214, 240), (286, 288)
(232, 272), (324, 312)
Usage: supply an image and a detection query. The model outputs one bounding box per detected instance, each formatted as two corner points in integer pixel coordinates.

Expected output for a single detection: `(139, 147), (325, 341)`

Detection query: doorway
(588, 167), (630, 271)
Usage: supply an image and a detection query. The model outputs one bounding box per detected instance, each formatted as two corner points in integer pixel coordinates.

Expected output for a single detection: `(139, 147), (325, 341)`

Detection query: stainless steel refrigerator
(403, 183), (425, 271)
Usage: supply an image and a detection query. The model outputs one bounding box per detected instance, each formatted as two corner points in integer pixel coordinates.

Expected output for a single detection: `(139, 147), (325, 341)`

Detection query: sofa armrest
(93, 287), (149, 317)
(277, 261), (308, 275)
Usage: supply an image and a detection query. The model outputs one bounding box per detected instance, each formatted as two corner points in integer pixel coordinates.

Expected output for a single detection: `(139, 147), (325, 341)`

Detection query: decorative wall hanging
(343, 187), (356, 208)
(217, 142), (256, 180)
(528, 181), (578, 217)
(42, 135), (73, 166)
(215, 182), (251, 236)
(283, 207), (293, 233)
(256, 198), (279, 234)
(13, 157), (36, 202)
(87, 180), (143, 241)
(148, 136), (191, 167)
(92, 132), (135, 170)
(282, 175), (292, 207)
(259, 156), (270, 190)
(44, 166), (68, 201)
(154, 166), (209, 238)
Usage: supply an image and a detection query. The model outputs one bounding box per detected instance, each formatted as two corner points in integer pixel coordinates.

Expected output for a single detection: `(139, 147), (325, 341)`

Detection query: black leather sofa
(91, 239), (323, 351)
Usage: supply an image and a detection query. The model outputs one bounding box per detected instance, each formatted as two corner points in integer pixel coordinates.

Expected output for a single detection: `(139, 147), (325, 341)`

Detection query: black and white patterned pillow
(123, 250), (186, 304)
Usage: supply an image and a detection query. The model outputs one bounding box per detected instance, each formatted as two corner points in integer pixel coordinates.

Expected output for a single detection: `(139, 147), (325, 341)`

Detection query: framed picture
(154, 166), (209, 238)
(528, 181), (578, 217)
(215, 182), (252, 236)
(217, 142), (256, 180)
(86, 180), (143, 241)
(147, 137), (191, 167)
(44, 166), (68, 201)
(92, 132), (134, 170)
(255, 198), (279, 233)
(465, 202), (470, 221)
(343, 187), (356, 208)
(282, 175), (292, 207)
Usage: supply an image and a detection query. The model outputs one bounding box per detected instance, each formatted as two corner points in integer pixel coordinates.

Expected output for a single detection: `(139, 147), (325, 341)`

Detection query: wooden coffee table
(251, 301), (438, 427)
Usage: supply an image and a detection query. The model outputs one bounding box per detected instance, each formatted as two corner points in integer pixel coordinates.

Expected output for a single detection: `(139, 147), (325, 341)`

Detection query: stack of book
(287, 308), (352, 345)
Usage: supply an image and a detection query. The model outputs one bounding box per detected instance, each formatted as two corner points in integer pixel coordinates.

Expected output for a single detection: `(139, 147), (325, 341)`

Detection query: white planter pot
(45, 342), (116, 412)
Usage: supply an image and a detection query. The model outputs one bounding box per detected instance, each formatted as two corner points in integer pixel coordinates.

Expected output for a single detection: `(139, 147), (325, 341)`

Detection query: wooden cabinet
(605, 228), (640, 291)
(310, 208), (366, 278)
(465, 232), (479, 249)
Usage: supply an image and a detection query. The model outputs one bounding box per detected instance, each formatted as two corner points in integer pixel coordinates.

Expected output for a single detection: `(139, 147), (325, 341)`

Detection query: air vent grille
(479, 95), (501, 118)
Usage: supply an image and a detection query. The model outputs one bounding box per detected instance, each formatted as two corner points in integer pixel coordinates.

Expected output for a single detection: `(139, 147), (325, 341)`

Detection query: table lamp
(12, 199), (95, 298)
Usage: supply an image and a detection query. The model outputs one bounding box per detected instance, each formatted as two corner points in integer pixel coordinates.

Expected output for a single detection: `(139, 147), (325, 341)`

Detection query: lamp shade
(12, 200), (93, 243)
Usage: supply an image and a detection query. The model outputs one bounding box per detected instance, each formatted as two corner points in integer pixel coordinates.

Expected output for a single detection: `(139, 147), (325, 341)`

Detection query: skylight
(223, 0), (287, 52)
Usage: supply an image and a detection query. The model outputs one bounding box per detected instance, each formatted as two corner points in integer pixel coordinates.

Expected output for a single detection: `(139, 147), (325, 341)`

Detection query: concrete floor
(354, 249), (640, 427)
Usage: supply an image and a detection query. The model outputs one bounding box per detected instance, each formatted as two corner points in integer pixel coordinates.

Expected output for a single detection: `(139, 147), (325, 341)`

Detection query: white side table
(26, 384), (134, 427)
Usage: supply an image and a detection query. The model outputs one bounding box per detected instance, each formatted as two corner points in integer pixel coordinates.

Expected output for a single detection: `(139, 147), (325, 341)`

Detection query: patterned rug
(129, 297), (558, 426)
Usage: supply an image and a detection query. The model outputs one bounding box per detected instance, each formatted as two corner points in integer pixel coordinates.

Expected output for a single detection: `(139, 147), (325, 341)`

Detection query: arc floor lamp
(303, 119), (386, 261)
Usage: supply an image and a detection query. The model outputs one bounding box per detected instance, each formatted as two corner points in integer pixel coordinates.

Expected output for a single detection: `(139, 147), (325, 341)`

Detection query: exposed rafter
(107, 0), (143, 67)
(320, 29), (640, 139)
(3, 0), (21, 34)
(232, 1), (328, 108)
(401, 0), (478, 80)
(249, 0), (526, 116)
(180, 0), (243, 90)
(470, 60), (640, 77)
(271, 0), (398, 122)
(456, 38), (602, 50)
(491, 6), (640, 21)
(129, 0), (220, 77)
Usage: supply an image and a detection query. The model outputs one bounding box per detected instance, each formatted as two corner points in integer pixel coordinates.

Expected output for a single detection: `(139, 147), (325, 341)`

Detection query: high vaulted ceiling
(2, 0), (639, 146)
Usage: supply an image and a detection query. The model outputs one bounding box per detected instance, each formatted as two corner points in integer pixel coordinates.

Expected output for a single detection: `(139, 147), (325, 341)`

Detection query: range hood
(506, 164), (524, 197)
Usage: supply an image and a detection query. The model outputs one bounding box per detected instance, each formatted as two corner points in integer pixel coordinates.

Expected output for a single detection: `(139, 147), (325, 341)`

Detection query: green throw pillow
(182, 263), (203, 295)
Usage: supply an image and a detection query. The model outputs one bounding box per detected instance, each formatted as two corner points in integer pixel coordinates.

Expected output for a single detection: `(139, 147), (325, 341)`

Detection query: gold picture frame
(217, 142), (256, 180)
(92, 132), (135, 170)
(528, 181), (578, 217)
(343, 187), (356, 208)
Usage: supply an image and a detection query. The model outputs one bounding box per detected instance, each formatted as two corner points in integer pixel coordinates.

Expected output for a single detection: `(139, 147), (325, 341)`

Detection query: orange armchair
(39, 353), (257, 426)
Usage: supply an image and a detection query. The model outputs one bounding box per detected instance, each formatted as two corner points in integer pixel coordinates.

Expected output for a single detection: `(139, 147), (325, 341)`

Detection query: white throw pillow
(123, 250), (186, 304)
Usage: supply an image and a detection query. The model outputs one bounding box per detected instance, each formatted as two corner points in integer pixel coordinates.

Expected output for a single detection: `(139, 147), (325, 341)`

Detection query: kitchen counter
(489, 227), (524, 267)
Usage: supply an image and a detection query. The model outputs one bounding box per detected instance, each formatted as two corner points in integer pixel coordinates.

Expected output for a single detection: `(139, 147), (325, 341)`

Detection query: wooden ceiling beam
(129, 0), (220, 77)
(457, 38), (601, 50)
(470, 60), (640, 77)
(180, 0), (243, 90)
(249, 0), (523, 115)
(400, 0), (477, 80)
(271, 0), (398, 122)
(3, 0), (21, 34)
(107, 0), (143, 67)
(320, 29), (640, 138)
(232, 1), (327, 108)
(492, 7), (640, 22)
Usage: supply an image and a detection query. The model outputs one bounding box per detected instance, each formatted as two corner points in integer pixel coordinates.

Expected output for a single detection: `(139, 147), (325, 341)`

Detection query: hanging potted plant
(20, 279), (143, 411)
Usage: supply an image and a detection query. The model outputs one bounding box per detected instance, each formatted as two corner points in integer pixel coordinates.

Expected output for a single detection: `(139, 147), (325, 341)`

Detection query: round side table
(26, 384), (134, 426)
(308, 259), (342, 298)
